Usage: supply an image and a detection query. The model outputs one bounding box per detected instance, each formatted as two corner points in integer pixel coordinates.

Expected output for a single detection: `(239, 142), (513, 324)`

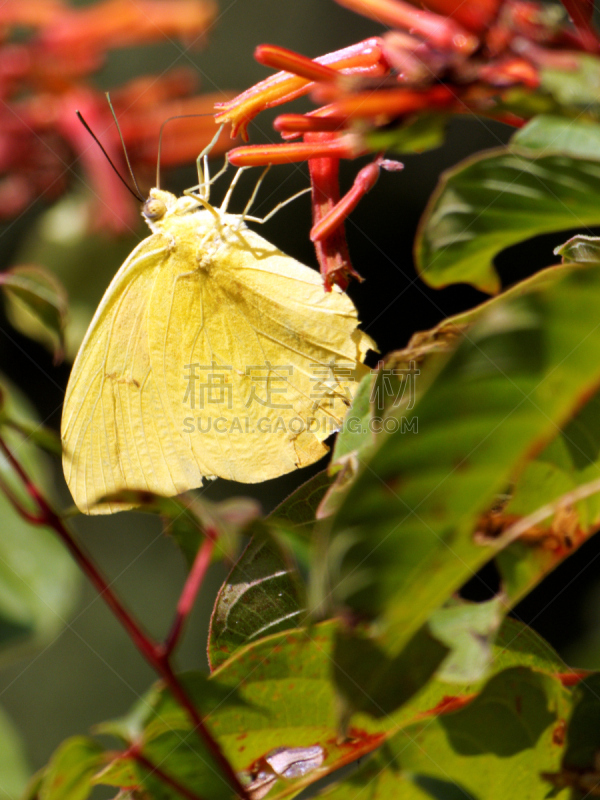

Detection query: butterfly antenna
(105, 92), (145, 200)
(76, 110), (144, 203)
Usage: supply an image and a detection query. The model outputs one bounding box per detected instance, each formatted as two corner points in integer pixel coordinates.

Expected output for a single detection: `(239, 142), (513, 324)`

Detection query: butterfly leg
(242, 184), (311, 226)
(184, 123), (226, 201)
(220, 165), (251, 213)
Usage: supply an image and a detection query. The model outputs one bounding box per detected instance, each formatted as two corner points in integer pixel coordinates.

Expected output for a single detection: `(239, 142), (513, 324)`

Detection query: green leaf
(492, 617), (564, 675)
(352, 616), (567, 736)
(364, 262), (600, 614)
(416, 148), (600, 292)
(96, 736), (238, 800)
(97, 671), (247, 749)
(320, 363), (423, 520)
(406, 774), (480, 800)
(322, 668), (570, 800)
(96, 674), (248, 800)
(0, 265), (67, 363)
(428, 596), (504, 684)
(496, 384), (600, 606)
(267, 472), (336, 570)
(271, 470), (333, 536)
(512, 116), (600, 159)
(540, 53), (600, 116)
(365, 113), (449, 155)
(317, 266), (600, 656)
(561, 674), (600, 769)
(332, 624), (449, 718)
(330, 373), (377, 469)
(0, 379), (79, 658)
(540, 674), (600, 795)
(100, 619), (570, 800)
(107, 623), (386, 800)
(208, 533), (304, 670)
(37, 737), (106, 800)
(0, 704), (29, 800)
(206, 622), (352, 771)
(555, 234), (600, 263)
(331, 613), (564, 724)
(320, 769), (479, 800)
(317, 374), (379, 520)
(96, 490), (260, 568)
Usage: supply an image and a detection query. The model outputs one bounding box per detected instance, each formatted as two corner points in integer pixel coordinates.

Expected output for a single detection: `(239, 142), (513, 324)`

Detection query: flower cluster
(215, 0), (599, 289)
(0, 0), (230, 232)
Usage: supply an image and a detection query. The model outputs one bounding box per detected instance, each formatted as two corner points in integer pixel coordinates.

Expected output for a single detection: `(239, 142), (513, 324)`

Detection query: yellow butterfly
(61, 152), (375, 514)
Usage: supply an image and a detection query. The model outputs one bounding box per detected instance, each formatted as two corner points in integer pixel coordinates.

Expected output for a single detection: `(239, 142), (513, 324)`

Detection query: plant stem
(163, 531), (216, 656)
(0, 435), (247, 799)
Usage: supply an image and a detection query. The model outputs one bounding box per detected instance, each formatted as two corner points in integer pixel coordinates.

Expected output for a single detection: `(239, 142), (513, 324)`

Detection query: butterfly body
(62, 187), (374, 514)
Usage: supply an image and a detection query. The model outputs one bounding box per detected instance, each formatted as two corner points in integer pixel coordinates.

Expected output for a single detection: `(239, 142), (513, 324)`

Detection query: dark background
(1, 0), (599, 774)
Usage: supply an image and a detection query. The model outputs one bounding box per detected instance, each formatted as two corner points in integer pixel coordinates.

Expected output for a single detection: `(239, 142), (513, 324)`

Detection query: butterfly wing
(149, 219), (375, 484)
(63, 209), (375, 514)
(61, 232), (212, 514)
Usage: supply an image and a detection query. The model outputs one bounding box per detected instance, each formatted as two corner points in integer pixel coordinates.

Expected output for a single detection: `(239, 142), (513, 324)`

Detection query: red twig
(163, 531), (217, 657)
(0, 434), (247, 799)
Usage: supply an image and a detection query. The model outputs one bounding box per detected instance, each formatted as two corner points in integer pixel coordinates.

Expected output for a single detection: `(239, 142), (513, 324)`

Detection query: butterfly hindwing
(149, 216), (373, 484)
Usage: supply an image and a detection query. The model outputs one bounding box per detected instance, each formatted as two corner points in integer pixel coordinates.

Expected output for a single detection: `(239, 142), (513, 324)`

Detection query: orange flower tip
(273, 113), (345, 134)
(213, 38), (389, 142)
(255, 44), (340, 83)
(213, 109), (251, 141)
(451, 32), (479, 55)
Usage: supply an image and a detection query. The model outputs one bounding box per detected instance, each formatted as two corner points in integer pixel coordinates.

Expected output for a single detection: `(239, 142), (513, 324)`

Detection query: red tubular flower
(310, 157), (404, 244)
(0, 0), (231, 231)
(307, 133), (361, 292)
(228, 135), (364, 167)
(214, 38), (390, 140)
(556, 0), (599, 50)
(274, 112), (349, 137)
(38, 0), (218, 53)
(334, 0), (480, 54)
(417, 0), (502, 34)
(217, 0), (599, 289)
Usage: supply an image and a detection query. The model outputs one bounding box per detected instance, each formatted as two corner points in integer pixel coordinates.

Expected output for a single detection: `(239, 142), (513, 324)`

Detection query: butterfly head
(142, 188), (203, 234)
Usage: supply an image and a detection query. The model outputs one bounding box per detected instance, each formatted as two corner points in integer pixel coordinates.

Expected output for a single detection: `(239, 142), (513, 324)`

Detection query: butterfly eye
(143, 197), (167, 221)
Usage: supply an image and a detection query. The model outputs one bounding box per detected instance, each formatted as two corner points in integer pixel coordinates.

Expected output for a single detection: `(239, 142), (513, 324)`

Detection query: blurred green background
(1, 0), (599, 786)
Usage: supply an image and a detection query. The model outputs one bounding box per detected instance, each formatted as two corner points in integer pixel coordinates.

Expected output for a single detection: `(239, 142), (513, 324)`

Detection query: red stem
(0, 471), (44, 524)
(0, 435), (247, 799)
(163, 532), (216, 656)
